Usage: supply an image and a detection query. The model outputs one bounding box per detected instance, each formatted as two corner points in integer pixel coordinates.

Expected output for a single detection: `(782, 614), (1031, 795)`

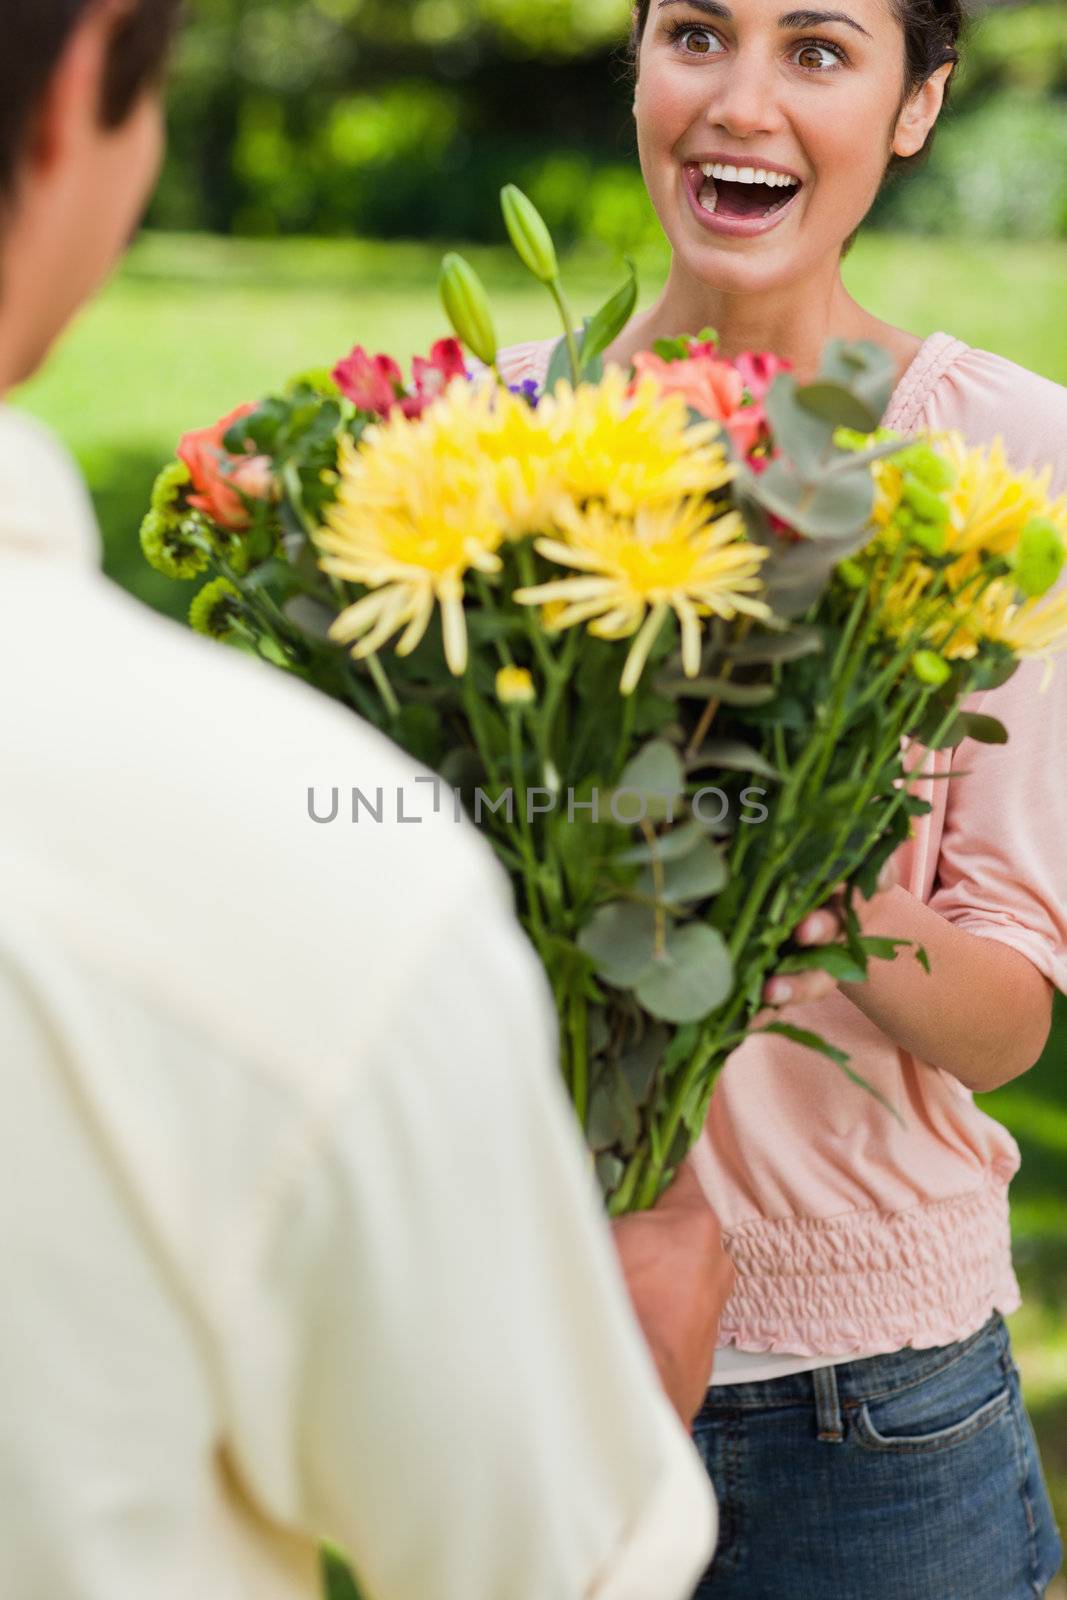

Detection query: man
(0, 3), (733, 1595)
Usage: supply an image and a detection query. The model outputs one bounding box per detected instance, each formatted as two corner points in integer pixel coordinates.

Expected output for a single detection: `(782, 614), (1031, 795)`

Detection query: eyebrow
(657, 0), (874, 40)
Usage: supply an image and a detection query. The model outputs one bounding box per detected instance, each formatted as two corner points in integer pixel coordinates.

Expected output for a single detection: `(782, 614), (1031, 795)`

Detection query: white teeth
(700, 183), (718, 215)
(699, 161), (799, 188)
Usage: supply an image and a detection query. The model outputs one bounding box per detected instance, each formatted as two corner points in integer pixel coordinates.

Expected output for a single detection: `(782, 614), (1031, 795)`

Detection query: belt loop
(813, 1364), (844, 1443)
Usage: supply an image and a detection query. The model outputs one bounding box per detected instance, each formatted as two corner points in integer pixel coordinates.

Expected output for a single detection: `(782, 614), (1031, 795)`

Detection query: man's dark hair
(0, 1), (181, 207)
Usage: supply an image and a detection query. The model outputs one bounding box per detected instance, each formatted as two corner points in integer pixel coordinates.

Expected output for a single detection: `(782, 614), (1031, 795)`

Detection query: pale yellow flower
(513, 497), (771, 696)
(316, 415), (504, 676)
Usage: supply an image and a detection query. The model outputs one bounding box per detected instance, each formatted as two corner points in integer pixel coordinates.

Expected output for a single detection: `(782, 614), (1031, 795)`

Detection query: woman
(501, 1), (1066, 1594)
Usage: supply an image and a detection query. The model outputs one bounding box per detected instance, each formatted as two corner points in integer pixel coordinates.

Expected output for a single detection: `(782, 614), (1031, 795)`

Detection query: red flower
(403, 339), (468, 418)
(332, 348), (405, 416)
(331, 338), (468, 420)
(178, 404), (273, 532)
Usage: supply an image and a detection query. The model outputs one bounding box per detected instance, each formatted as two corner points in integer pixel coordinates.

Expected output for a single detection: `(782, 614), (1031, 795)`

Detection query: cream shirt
(0, 407), (716, 1600)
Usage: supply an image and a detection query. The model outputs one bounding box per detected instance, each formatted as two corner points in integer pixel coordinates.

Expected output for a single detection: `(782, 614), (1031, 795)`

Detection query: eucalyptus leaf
(639, 838), (729, 905)
(635, 922), (734, 1023)
(617, 817), (706, 865)
(796, 381), (880, 433)
(725, 625), (825, 664)
(543, 335), (573, 392)
(619, 1024), (669, 1105)
(577, 902), (657, 987)
(817, 338), (896, 421)
(686, 740), (783, 781)
(586, 1083), (640, 1152)
(654, 675), (777, 707)
(612, 738), (686, 819)
(284, 594), (337, 641)
(764, 373), (837, 475)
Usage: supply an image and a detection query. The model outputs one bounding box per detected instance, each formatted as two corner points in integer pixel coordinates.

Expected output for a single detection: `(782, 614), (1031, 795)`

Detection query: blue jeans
(690, 1315), (1062, 1599)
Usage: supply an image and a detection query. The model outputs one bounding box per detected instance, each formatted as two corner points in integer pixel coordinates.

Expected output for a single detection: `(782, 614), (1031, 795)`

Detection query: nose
(703, 47), (783, 141)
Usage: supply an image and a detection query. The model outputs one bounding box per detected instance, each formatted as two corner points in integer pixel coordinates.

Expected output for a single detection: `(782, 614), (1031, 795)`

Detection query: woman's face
(634, 0), (916, 293)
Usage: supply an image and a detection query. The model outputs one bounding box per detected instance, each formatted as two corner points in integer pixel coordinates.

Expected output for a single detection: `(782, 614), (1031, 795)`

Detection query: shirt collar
(0, 406), (102, 567)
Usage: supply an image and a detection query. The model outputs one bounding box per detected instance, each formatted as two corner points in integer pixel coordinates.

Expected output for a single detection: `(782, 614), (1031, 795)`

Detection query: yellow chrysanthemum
(938, 432), (1067, 577)
(512, 497), (771, 696)
(316, 395), (507, 675)
(539, 368), (736, 516)
(496, 665), (537, 706)
(946, 578), (1067, 667)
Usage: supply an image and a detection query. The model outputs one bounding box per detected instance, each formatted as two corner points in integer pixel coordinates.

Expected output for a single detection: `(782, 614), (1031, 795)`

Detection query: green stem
(549, 279), (582, 386)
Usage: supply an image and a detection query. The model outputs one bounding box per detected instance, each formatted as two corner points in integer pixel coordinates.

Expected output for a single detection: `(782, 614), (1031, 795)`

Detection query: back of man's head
(0, 0), (182, 390)
(1, 0), (181, 214)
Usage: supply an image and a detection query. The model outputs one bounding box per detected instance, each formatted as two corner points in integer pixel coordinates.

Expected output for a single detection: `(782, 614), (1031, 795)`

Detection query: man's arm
(237, 865), (718, 1600)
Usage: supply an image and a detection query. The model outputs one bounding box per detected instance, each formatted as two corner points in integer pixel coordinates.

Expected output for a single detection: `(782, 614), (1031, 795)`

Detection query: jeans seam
(1003, 1357), (1044, 1597)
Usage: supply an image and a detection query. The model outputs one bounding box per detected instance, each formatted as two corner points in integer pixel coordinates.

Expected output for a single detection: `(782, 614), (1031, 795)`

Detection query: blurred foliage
(152, 1), (1067, 246)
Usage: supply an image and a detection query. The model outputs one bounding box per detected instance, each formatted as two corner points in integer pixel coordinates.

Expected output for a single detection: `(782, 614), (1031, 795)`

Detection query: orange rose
(178, 404), (273, 531)
(632, 347), (768, 459)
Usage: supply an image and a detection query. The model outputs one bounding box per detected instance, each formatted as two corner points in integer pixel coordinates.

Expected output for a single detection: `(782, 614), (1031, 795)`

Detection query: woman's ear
(892, 62), (953, 159)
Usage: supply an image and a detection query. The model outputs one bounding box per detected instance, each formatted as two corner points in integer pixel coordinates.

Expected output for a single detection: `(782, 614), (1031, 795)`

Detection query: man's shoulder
(0, 562), (514, 1077)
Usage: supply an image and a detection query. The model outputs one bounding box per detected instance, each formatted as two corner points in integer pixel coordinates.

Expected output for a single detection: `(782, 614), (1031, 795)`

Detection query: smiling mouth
(688, 162), (802, 220)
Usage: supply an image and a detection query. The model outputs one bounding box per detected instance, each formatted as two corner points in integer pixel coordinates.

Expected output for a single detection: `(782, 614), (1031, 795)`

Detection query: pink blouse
(499, 331), (1067, 1356)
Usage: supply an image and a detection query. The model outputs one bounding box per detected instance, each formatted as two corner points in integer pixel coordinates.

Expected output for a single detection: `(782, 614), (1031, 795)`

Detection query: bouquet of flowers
(142, 188), (1067, 1215)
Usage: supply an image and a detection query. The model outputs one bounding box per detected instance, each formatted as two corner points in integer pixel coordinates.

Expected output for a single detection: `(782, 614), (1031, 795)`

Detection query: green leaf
(856, 934), (911, 962)
(580, 260), (639, 376)
(577, 902), (657, 987)
(755, 1020), (850, 1066)
(957, 711), (1009, 745)
(915, 944), (931, 975)
(635, 923), (734, 1023)
(686, 739), (783, 781)
(321, 1546), (366, 1600)
(757, 1020), (904, 1123)
(639, 838), (729, 904)
(775, 945), (867, 983)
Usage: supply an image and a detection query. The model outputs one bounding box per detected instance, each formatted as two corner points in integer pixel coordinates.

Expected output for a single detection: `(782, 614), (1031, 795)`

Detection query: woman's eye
(793, 41), (845, 69)
(677, 26), (721, 55)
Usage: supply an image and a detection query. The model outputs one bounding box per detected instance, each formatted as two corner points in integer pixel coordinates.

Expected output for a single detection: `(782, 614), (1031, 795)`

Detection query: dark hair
(0, 0), (182, 209)
(629, 0), (964, 179)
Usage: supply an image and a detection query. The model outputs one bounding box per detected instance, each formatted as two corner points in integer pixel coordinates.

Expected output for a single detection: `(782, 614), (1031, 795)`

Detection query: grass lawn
(15, 229), (1067, 1570)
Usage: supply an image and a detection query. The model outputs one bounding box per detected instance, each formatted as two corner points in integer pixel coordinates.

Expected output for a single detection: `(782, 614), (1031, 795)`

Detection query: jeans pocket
(855, 1381), (1012, 1454)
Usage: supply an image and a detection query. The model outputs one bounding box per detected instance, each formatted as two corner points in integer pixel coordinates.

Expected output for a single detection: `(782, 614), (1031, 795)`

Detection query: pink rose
(331, 348), (405, 415)
(178, 404), (273, 532)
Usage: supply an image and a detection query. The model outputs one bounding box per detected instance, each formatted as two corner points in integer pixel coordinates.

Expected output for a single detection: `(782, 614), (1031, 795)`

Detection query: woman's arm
(838, 884), (1054, 1092)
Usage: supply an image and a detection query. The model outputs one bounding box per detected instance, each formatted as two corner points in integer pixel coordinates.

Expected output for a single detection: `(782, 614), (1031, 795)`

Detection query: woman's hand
(610, 1160), (734, 1431)
(758, 859), (901, 1016)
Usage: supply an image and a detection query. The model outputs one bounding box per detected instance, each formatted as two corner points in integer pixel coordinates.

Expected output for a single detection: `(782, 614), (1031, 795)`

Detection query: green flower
(140, 509), (209, 580)
(189, 577), (244, 639)
(150, 459), (192, 521)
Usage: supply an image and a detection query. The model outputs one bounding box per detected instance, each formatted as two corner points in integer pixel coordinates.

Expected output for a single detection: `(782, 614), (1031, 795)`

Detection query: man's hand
(611, 1160), (734, 1431)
